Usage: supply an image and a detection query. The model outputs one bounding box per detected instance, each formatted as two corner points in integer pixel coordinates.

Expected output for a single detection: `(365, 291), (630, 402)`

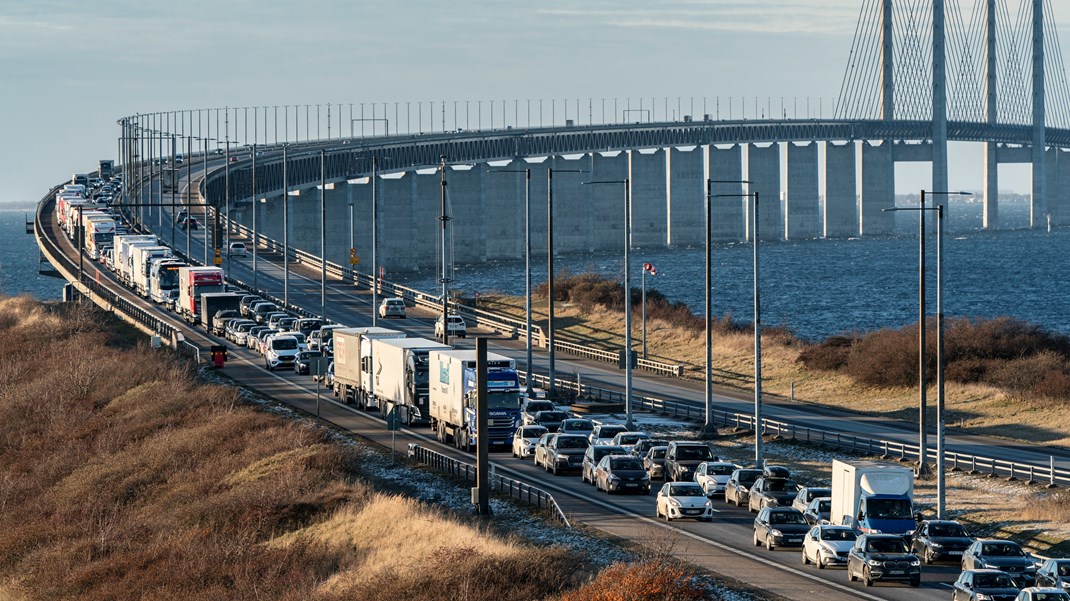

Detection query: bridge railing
(408, 444), (570, 528)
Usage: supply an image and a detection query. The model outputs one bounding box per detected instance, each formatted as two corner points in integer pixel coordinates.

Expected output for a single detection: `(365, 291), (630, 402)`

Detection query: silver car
(378, 297), (407, 318)
(801, 524), (857, 569)
(512, 425), (548, 459)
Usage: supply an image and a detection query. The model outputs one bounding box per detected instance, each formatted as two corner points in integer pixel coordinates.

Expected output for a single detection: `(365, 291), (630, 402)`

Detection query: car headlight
(668, 499), (681, 507)
(770, 529), (783, 537)
(608, 476), (620, 482)
(1061, 581), (1070, 589)
(910, 559), (921, 567)
(930, 542), (943, 548)
(975, 595), (992, 601)
(556, 456), (568, 463)
(1026, 566), (1036, 573)
(704, 500), (712, 508)
(867, 559), (882, 566)
(739, 486), (749, 493)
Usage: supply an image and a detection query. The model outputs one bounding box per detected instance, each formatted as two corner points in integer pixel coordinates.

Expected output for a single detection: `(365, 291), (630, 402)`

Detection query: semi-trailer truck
(130, 245), (173, 297)
(428, 349), (523, 451)
(373, 337), (450, 425)
(149, 258), (185, 306)
(831, 459), (916, 536)
(113, 235), (157, 279)
(117, 240), (160, 287)
(331, 327), (405, 407)
(177, 266), (225, 323)
(84, 216), (116, 260)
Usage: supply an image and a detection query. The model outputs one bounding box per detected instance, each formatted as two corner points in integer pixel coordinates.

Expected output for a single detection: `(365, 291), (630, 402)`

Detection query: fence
(408, 444), (571, 527)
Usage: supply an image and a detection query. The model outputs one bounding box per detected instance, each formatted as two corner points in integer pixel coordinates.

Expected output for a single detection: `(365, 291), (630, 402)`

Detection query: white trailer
(113, 235), (157, 283)
(372, 337), (449, 425)
(830, 459), (916, 536)
(84, 216), (116, 260)
(428, 349), (523, 451)
(332, 327), (405, 407)
(130, 245), (173, 297)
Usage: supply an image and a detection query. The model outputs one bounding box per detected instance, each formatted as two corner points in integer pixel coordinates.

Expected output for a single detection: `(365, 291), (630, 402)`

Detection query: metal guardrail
(408, 444), (571, 528)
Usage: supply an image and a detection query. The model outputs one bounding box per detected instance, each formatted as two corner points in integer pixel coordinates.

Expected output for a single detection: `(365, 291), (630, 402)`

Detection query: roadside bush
(558, 560), (706, 601)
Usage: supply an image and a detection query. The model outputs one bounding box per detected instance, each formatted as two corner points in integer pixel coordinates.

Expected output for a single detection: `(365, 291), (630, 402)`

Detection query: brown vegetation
(0, 295), (702, 600)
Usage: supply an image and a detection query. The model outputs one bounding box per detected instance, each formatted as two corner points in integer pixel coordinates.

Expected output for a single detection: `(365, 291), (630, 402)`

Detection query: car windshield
(807, 488), (831, 500)
(521, 427), (547, 438)
(618, 433), (647, 444)
(648, 448), (667, 459)
(1033, 594), (1070, 601)
(708, 464), (735, 475)
(598, 426), (628, 438)
(594, 447), (625, 460)
(556, 437), (589, 449)
(738, 470), (762, 485)
(930, 523), (969, 537)
(562, 420), (593, 432)
(769, 511), (806, 525)
(983, 543), (1024, 557)
(822, 528), (857, 541)
(611, 458), (644, 470)
(867, 498), (913, 519)
(974, 573), (1016, 588)
(675, 445), (714, 460)
(764, 478), (799, 492)
(537, 411), (568, 421)
(525, 401), (554, 414)
(867, 538), (909, 554)
(817, 500), (832, 512)
(237, 323), (253, 332)
(273, 338), (298, 350)
(670, 484), (704, 497)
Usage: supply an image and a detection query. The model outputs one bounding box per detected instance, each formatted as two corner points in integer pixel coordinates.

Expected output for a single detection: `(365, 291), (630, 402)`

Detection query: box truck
(831, 459), (916, 536)
(130, 245), (173, 297)
(372, 337), (450, 425)
(428, 349), (523, 451)
(331, 327), (405, 407)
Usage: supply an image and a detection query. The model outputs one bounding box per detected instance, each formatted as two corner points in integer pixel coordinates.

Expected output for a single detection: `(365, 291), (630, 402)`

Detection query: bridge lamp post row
(885, 190), (969, 520)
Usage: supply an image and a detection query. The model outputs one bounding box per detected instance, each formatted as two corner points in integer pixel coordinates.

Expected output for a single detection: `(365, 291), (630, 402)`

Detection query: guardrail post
(1049, 456), (1057, 488)
(970, 455), (978, 475)
(1027, 465), (1035, 485)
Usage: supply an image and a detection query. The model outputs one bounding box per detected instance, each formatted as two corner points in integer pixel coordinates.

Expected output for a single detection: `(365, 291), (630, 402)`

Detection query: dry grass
(0, 295), (694, 600)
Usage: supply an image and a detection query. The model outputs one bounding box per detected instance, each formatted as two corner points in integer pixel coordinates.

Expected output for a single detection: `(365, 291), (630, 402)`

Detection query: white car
(694, 461), (739, 496)
(792, 486), (832, 513)
(655, 482), (713, 522)
(277, 330), (309, 350)
(435, 314), (467, 339)
(378, 297), (407, 319)
(1015, 588), (1070, 601)
(229, 242), (248, 257)
(589, 424), (629, 446)
(264, 335), (300, 371)
(610, 431), (650, 454)
(512, 425), (549, 459)
(801, 524), (857, 569)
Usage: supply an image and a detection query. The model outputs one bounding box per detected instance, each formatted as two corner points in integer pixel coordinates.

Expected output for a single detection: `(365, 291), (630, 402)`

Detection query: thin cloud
(0, 16), (73, 32)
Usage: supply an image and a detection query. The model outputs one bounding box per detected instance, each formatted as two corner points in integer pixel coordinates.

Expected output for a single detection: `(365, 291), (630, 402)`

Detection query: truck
(112, 235), (157, 279)
(331, 327), (405, 407)
(428, 349), (523, 451)
(71, 173), (89, 188)
(130, 245), (173, 296)
(199, 292), (244, 335)
(98, 160), (114, 180)
(148, 258), (185, 306)
(118, 240), (161, 288)
(831, 459), (916, 537)
(84, 216), (116, 260)
(373, 337), (450, 425)
(177, 266), (226, 323)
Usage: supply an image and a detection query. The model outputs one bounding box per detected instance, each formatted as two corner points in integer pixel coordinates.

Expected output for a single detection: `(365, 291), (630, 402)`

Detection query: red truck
(177, 266), (225, 323)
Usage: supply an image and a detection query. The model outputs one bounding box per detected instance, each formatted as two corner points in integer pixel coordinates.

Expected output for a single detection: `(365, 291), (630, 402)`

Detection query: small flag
(643, 262), (656, 276)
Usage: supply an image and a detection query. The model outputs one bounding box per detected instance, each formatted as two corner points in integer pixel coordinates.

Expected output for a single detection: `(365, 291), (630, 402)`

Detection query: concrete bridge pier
(482, 159), (522, 260)
(823, 142), (858, 238)
(746, 143), (782, 241)
(447, 164), (486, 264)
(524, 157), (550, 257)
(667, 146), (704, 247)
(628, 149), (668, 248)
(552, 154), (592, 254)
(786, 142), (820, 239)
(412, 169), (440, 270)
(707, 145), (745, 241)
(984, 142), (999, 229)
(589, 152), (628, 252)
(860, 141), (894, 235)
(376, 172), (417, 271)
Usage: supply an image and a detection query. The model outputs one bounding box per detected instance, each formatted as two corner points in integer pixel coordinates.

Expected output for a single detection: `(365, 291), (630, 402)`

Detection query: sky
(4, 0), (1070, 205)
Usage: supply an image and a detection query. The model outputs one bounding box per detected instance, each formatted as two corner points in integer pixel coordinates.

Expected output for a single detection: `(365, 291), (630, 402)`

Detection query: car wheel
(863, 568), (873, 587)
(766, 535), (774, 551)
(802, 549), (810, 565)
(817, 556), (826, 570)
(909, 577), (920, 588)
(552, 464), (559, 476)
(753, 531), (761, 547)
(924, 548), (932, 564)
(848, 565), (856, 581)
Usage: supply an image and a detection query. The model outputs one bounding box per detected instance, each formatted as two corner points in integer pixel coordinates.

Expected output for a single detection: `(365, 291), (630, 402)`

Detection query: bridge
(116, 0), (1070, 272)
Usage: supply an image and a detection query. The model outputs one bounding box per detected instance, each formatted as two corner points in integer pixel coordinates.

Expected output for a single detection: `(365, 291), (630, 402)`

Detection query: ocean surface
(5, 199), (1068, 341)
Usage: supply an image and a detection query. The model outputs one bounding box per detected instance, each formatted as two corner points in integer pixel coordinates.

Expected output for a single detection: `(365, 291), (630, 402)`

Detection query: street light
(583, 178), (634, 429)
(547, 166), (587, 399)
(641, 262), (656, 358)
(885, 190), (969, 519)
(492, 167), (535, 396)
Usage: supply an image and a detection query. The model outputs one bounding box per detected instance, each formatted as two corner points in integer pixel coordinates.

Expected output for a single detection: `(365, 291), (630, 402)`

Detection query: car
(792, 486), (832, 513)
(1015, 588), (1070, 601)
(296, 318), (324, 337)
(593, 455), (651, 494)
(532, 433), (558, 468)
(232, 321), (257, 346)
(962, 540), (1037, 587)
(610, 431), (651, 454)
(589, 424), (629, 446)
(532, 410), (570, 432)
(1036, 558), (1070, 590)
(643, 445), (669, 480)
(656, 482), (713, 522)
(520, 399), (556, 425)
(239, 295), (263, 317)
(511, 425), (549, 459)
(225, 318), (255, 342)
(276, 317), (298, 332)
(801, 524), (857, 569)
(541, 433), (589, 475)
(725, 468), (763, 507)
(246, 325), (270, 349)
(176, 208), (188, 223)
(754, 507), (810, 551)
(631, 438), (670, 459)
(211, 310), (241, 336)
(694, 461), (738, 497)
(748, 476), (802, 513)
(229, 242), (248, 257)
(266, 311), (292, 329)
(559, 418), (596, 435)
(264, 335), (300, 371)
(277, 331), (309, 350)
(324, 361), (334, 388)
(293, 350), (323, 375)
(910, 519), (974, 564)
(581, 445), (627, 484)
(229, 156), (239, 163)
(378, 297), (407, 319)
(256, 329), (280, 354)
(179, 215), (199, 230)
(309, 325), (343, 352)
(802, 497), (832, 526)
(435, 314), (467, 339)
(846, 533), (921, 587)
(249, 301), (279, 324)
(664, 441), (717, 482)
(951, 570), (1022, 601)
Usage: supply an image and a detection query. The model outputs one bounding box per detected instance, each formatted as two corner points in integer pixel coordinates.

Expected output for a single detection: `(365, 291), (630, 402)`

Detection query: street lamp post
(282, 144), (290, 307)
(885, 190), (967, 518)
(439, 156), (452, 345)
(546, 166), (586, 399)
(251, 143), (258, 290)
(641, 262), (656, 358)
(492, 167), (535, 396)
(583, 178), (634, 429)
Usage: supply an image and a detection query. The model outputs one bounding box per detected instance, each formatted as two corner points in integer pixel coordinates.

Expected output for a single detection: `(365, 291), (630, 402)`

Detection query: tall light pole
(282, 144), (290, 307)
(886, 190), (968, 518)
(439, 155), (452, 345)
(493, 167), (534, 396)
(319, 149), (329, 321)
(584, 178), (634, 429)
(547, 166), (586, 398)
(641, 262), (656, 358)
(251, 143), (259, 290)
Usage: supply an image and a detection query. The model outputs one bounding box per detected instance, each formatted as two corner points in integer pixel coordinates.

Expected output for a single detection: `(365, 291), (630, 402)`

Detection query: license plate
(787, 538), (801, 542)
(949, 551), (962, 556)
(888, 570), (904, 575)
(624, 483), (638, 488)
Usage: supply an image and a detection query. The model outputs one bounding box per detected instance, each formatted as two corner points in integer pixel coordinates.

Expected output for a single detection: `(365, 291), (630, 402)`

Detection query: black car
(239, 295), (263, 317)
(631, 438), (669, 459)
(962, 540), (1037, 587)
(753, 507), (810, 550)
(294, 350), (323, 375)
(559, 418), (595, 435)
(911, 519), (974, 564)
(581, 445), (627, 485)
(725, 468), (763, 507)
(663, 441), (716, 482)
(543, 434), (589, 475)
(748, 477), (801, 512)
(951, 569), (1021, 601)
(593, 455), (651, 494)
(847, 534), (921, 587)
(1037, 558), (1070, 589)
(521, 400), (556, 425)
(532, 410), (570, 432)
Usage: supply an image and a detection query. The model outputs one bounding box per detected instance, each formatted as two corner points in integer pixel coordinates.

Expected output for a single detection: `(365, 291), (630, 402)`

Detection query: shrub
(558, 560), (706, 601)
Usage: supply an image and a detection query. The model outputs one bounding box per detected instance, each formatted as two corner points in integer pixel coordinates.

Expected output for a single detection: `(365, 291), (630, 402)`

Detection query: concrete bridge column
(412, 169), (441, 271)
(984, 142), (999, 229)
(447, 164), (486, 264)
(324, 184), (350, 267)
(259, 194), (285, 243)
(746, 143), (782, 241)
(344, 176), (373, 273)
(667, 146), (704, 246)
(525, 157), (550, 257)
(628, 149), (668, 248)
(1047, 148), (1070, 226)
(288, 186), (320, 258)
(786, 142), (820, 239)
(823, 142), (858, 238)
(707, 145), (745, 241)
(553, 154), (591, 253)
(590, 152), (628, 252)
(483, 160), (522, 260)
(860, 141), (894, 236)
(377, 173), (416, 272)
